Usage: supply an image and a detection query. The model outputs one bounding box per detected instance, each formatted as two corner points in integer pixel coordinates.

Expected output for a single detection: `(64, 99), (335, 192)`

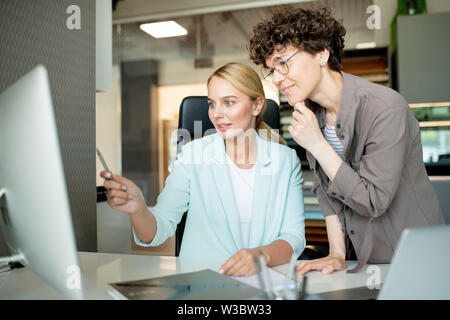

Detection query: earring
(320, 60), (326, 66)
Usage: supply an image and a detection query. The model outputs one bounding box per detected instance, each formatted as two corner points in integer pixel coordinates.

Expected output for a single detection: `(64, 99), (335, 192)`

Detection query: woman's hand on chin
(288, 101), (326, 154)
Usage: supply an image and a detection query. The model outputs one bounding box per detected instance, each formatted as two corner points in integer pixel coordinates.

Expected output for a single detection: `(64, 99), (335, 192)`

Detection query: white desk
(273, 261), (389, 295)
(0, 251), (389, 300)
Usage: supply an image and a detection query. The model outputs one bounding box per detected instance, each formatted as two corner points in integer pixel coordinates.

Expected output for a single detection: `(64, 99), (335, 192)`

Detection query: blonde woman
(100, 63), (305, 276)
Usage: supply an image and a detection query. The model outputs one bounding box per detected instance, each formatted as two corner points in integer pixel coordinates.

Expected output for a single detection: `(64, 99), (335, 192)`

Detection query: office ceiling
(113, 0), (374, 64)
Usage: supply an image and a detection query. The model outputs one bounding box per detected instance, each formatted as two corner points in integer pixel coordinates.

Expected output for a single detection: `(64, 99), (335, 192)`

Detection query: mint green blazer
(134, 133), (305, 261)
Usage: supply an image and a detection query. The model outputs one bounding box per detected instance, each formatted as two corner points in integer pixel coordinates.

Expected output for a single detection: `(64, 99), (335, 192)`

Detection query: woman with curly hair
(248, 7), (444, 274)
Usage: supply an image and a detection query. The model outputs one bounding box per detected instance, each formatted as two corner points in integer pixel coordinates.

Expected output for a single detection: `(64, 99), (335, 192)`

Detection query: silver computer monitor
(0, 65), (83, 299)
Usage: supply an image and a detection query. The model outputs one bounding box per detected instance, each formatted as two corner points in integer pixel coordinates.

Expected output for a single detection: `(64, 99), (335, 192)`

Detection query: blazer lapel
(209, 134), (243, 250)
(248, 135), (272, 248)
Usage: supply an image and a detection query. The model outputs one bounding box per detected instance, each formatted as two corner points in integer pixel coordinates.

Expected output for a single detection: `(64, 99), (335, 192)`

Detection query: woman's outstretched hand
(100, 171), (147, 217)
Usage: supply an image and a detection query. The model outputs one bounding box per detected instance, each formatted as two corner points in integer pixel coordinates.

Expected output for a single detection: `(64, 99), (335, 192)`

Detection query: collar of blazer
(206, 132), (272, 167)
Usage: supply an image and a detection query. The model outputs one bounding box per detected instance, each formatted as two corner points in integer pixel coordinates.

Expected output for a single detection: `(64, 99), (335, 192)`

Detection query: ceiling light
(139, 21), (188, 38)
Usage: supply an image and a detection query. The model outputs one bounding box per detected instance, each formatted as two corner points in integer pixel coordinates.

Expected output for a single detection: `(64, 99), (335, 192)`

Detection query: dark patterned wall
(0, 0), (96, 255)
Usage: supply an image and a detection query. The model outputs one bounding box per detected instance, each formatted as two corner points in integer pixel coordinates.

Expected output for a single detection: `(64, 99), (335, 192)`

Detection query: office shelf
(342, 47), (390, 87)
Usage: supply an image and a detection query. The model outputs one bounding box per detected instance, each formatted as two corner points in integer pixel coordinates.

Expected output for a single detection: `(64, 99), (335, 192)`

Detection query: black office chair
(174, 96), (280, 256)
(176, 96), (280, 153)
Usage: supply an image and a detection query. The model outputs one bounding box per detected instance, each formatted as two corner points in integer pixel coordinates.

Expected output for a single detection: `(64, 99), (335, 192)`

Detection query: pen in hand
(96, 148), (114, 180)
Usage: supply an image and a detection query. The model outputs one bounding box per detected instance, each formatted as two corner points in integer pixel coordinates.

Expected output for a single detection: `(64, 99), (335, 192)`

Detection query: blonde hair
(207, 63), (287, 146)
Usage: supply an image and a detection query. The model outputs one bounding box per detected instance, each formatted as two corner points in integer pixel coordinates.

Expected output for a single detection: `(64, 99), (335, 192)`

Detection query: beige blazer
(306, 72), (445, 272)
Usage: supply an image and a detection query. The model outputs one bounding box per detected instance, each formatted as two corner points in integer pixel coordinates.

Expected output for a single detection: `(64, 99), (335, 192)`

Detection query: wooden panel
(161, 119), (178, 189)
(305, 219), (328, 243)
(342, 48), (389, 87)
(429, 176), (450, 181)
(419, 121), (450, 128)
(305, 219), (326, 228)
(342, 56), (388, 75)
(306, 234), (329, 243)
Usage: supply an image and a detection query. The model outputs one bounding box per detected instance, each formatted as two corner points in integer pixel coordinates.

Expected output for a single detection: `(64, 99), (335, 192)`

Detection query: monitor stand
(0, 260), (24, 273)
(0, 188), (26, 271)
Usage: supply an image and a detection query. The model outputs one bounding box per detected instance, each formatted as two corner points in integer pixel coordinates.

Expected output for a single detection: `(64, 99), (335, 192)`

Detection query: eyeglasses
(261, 49), (301, 81)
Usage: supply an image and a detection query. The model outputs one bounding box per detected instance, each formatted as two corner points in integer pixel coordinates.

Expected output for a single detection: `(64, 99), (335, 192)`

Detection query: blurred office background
(1, 0), (449, 258)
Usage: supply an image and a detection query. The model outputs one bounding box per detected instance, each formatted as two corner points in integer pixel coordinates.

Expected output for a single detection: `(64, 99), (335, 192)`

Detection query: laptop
(378, 225), (450, 299)
(310, 225), (450, 300)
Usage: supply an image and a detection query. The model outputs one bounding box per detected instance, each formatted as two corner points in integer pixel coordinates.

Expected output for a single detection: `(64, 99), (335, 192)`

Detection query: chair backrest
(177, 96), (280, 153)
(174, 96), (281, 256)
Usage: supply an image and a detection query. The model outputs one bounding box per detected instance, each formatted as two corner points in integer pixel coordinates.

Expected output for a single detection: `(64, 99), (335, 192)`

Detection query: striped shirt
(323, 124), (344, 159)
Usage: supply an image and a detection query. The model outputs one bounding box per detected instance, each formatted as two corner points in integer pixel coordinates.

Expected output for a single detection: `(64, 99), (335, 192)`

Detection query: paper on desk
(231, 268), (296, 291)
(274, 261), (298, 276)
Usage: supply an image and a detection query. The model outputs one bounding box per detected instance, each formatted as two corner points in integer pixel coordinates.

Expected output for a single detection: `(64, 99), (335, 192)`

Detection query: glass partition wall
(110, 0), (448, 255)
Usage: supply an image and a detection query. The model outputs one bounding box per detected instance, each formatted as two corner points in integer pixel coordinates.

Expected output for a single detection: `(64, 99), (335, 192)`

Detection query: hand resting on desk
(219, 248), (262, 277)
(296, 254), (346, 275)
(296, 216), (347, 275)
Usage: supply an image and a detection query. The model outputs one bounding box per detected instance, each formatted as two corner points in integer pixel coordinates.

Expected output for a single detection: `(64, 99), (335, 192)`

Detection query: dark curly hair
(248, 7), (346, 72)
